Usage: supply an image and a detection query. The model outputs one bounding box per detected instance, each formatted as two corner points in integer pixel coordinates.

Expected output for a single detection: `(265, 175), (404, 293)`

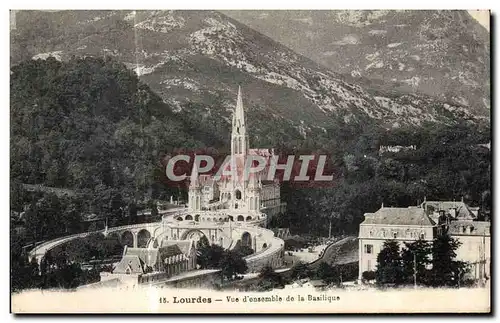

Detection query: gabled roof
(448, 221), (490, 236)
(422, 201), (476, 220)
(159, 244), (184, 258)
(362, 207), (435, 226)
(160, 240), (194, 256)
(113, 255), (144, 274)
(125, 248), (159, 267)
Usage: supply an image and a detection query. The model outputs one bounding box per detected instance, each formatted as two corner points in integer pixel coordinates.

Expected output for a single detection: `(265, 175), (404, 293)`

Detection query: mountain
(223, 10), (490, 116)
(10, 10), (489, 146)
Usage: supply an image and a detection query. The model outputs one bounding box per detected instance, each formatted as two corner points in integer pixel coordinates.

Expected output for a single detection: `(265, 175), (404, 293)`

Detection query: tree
(196, 243), (225, 269)
(289, 261), (312, 280)
(257, 265), (285, 291)
(219, 250), (248, 282)
(315, 261), (335, 283)
(401, 239), (432, 286)
(375, 240), (403, 285)
(428, 234), (466, 287)
(232, 244), (254, 257)
(149, 199), (159, 218)
(362, 270), (376, 282)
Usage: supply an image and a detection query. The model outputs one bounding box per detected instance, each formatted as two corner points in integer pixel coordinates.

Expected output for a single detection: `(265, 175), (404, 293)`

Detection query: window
(393, 232), (398, 239)
(364, 244), (373, 254)
(420, 232), (425, 240)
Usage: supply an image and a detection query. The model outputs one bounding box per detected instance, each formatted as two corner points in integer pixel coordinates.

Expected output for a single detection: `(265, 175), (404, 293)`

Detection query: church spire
(232, 85), (246, 135)
(189, 160), (200, 189)
(231, 86), (249, 157)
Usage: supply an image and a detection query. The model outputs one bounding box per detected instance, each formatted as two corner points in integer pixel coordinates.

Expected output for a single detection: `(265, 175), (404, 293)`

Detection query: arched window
(241, 232), (251, 247)
(237, 215), (244, 221)
(235, 190), (242, 200)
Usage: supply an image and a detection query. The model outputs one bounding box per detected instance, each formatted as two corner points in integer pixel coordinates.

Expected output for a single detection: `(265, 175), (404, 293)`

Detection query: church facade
(187, 87), (285, 226)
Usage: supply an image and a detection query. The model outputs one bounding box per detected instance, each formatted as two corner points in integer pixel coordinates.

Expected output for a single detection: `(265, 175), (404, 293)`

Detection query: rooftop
(447, 221), (490, 236)
(362, 206), (435, 226)
(113, 255), (144, 274)
(421, 200), (477, 220)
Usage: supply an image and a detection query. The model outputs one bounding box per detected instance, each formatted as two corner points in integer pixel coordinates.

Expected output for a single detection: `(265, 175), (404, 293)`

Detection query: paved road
(309, 236), (358, 269)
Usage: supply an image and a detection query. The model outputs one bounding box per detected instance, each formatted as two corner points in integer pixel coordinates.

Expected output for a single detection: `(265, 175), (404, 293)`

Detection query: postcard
(10, 9), (491, 314)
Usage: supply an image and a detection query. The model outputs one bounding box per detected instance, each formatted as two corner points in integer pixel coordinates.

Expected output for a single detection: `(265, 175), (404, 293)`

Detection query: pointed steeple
(189, 160), (200, 189)
(232, 85), (246, 134)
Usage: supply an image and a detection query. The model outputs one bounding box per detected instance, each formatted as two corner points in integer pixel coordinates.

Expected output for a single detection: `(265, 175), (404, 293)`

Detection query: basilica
(186, 86), (285, 226)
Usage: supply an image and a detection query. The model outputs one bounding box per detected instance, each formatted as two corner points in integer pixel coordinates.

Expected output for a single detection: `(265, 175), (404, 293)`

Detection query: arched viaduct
(28, 210), (284, 272)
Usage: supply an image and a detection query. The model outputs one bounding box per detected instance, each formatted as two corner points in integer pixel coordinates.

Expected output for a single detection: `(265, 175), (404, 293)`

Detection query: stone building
(110, 240), (197, 282)
(358, 205), (438, 278)
(358, 200), (491, 283)
(421, 199), (490, 280)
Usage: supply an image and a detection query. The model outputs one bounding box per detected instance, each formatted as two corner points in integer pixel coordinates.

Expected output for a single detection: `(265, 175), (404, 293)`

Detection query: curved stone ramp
(28, 222), (158, 263)
(28, 216), (284, 273)
(308, 236), (358, 270)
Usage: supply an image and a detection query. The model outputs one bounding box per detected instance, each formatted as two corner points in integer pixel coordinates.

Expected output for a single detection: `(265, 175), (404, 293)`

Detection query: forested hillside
(10, 57), (220, 205)
(10, 56), (491, 240)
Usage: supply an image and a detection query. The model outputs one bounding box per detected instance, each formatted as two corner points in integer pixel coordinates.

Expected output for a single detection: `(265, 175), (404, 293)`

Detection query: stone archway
(121, 231), (134, 247)
(137, 229), (151, 248)
(185, 214), (193, 221)
(237, 215), (244, 221)
(241, 231), (251, 248)
(246, 216), (253, 222)
(181, 229), (207, 243)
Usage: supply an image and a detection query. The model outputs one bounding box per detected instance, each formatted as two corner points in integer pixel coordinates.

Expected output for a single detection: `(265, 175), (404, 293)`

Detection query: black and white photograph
(8, 8), (491, 313)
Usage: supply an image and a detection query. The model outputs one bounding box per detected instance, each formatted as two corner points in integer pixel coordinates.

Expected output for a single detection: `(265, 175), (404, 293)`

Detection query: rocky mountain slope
(224, 10), (490, 116)
(10, 10), (489, 144)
